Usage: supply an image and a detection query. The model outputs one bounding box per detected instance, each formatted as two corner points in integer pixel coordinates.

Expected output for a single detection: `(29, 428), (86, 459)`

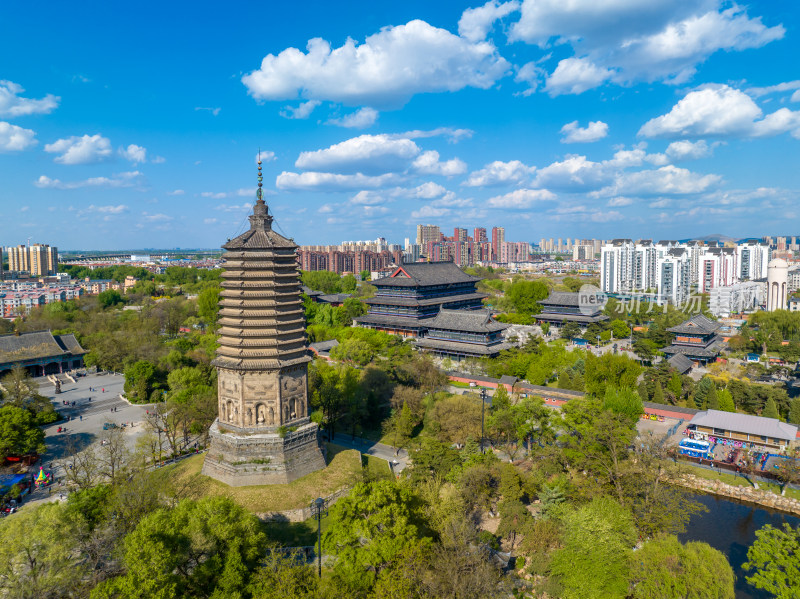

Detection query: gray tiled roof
(661, 344), (720, 358)
(415, 338), (512, 356)
(667, 314), (721, 335)
(373, 261), (480, 287)
(536, 312), (609, 324)
(0, 330), (85, 363)
(667, 353), (694, 373)
(309, 339), (339, 353)
(424, 309), (508, 334)
(540, 292), (580, 307)
(364, 292), (487, 307)
(690, 409), (798, 442)
(54, 334), (87, 355)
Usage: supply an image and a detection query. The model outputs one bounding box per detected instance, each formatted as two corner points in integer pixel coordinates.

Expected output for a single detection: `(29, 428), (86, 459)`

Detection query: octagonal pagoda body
(202, 195), (325, 486)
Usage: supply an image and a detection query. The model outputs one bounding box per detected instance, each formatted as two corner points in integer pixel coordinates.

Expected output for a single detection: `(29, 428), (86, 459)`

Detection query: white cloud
(746, 80), (800, 98)
(395, 127), (473, 143)
(463, 160), (535, 187)
(458, 1), (520, 42)
(410, 205), (451, 219)
(328, 107), (379, 128)
(34, 171), (142, 190)
(242, 20), (510, 108)
(295, 134), (419, 175)
(0, 121), (37, 151)
(0, 81), (59, 117)
(792, 90), (800, 103)
(605, 145), (668, 167)
(255, 150), (277, 163)
(195, 106), (221, 116)
(534, 155), (612, 191)
(411, 151), (467, 176)
(639, 84), (800, 139)
(203, 218), (219, 224)
(431, 196), (473, 208)
(44, 134), (113, 165)
(408, 182), (447, 199)
(600, 165), (721, 196)
(168, 189), (185, 196)
(84, 204), (128, 214)
(560, 120), (609, 143)
(215, 203), (252, 212)
(487, 188), (556, 209)
(236, 188), (257, 197)
(665, 140), (713, 160)
(545, 58), (612, 96)
(201, 191), (228, 199)
(607, 196), (634, 207)
(142, 212), (172, 222)
(276, 171), (401, 191)
(119, 144), (147, 163)
(511, 2), (783, 94)
(151, 155), (166, 164)
(281, 100), (321, 120)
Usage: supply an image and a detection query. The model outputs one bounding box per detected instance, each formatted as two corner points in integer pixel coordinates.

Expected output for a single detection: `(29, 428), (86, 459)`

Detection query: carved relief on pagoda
(278, 367), (307, 422)
(218, 370), (242, 424)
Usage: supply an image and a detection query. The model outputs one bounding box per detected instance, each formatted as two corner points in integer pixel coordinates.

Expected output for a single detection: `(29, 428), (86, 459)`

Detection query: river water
(679, 493), (800, 599)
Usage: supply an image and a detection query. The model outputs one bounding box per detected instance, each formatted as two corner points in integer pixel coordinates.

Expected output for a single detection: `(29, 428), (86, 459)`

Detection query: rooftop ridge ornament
(250, 150), (273, 231)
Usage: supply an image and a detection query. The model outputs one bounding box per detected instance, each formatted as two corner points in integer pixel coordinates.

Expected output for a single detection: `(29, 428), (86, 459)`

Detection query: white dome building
(766, 258), (789, 311)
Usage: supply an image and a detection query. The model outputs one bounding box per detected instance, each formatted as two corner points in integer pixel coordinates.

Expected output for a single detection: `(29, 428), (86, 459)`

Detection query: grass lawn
(165, 443), (362, 513)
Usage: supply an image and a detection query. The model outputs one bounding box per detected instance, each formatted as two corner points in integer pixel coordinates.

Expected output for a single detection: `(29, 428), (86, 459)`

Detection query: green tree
(98, 289), (123, 308)
(196, 285), (220, 324)
(631, 535), (734, 599)
(638, 381), (649, 403)
(428, 394), (482, 445)
(603, 386), (644, 421)
(92, 497), (266, 599)
(707, 385), (719, 410)
(246, 550), (319, 599)
(0, 405), (46, 459)
(324, 480), (432, 594)
(505, 279), (549, 315)
(0, 502), (83, 598)
(540, 322), (550, 336)
(789, 397), (800, 425)
(742, 523), (800, 599)
(667, 372), (682, 398)
(652, 384), (665, 404)
(610, 319), (631, 339)
(549, 497), (636, 599)
(359, 269), (371, 281)
(763, 396), (780, 419)
(718, 389), (736, 412)
(560, 321), (582, 341)
(584, 352), (642, 397)
(123, 360), (159, 403)
(340, 273), (358, 293)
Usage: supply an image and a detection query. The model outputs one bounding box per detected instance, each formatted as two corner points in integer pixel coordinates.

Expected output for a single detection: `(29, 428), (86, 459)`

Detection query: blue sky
(1, 0), (799, 250)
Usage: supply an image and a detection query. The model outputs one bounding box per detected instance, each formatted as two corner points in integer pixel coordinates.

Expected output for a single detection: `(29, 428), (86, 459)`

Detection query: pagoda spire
(249, 150), (273, 231)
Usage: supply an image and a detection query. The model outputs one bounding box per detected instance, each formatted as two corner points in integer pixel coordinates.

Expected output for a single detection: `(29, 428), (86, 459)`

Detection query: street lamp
(480, 387), (488, 454)
(310, 497), (328, 578)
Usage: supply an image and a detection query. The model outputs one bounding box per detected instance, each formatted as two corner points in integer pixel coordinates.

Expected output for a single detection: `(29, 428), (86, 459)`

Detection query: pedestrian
(102, 388), (104, 393)
(79, 415), (82, 421)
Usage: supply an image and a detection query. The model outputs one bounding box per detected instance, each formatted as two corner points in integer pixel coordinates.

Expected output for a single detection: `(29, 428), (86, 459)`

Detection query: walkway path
(327, 434), (409, 473)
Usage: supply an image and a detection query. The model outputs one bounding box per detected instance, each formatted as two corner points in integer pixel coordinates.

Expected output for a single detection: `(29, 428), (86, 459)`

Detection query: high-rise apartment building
(473, 227), (487, 243)
(736, 241), (770, 281)
(491, 227), (505, 260)
(7, 243), (59, 276)
(416, 224), (441, 247)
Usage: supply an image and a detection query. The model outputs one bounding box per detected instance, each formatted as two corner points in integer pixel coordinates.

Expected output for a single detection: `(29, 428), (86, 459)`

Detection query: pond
(679, 493), (800, 599)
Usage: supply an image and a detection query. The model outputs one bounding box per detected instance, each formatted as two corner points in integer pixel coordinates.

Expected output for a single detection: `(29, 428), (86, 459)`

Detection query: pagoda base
(201, 419), (326, 486)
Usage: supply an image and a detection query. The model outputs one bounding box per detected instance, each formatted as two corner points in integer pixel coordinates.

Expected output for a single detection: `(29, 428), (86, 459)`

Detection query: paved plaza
(39, 371), (151, 460)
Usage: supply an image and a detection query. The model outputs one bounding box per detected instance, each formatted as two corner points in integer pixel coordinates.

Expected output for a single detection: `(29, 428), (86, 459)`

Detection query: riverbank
(674, 472), (800, 516)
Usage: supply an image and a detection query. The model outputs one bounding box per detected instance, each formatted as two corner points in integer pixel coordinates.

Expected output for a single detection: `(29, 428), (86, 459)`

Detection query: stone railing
(255, 486), (353, 523)
(673, 473), (800, 516)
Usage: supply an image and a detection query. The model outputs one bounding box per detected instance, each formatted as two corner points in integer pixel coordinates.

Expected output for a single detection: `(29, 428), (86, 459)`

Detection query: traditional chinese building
(355, 261), (485, 337)
(415, 309), (512, 359)
(662, 314), (722, 365)
(536, 291), (608, 329)
(202, 158), (326, 486)
(0, 330), (87, 378)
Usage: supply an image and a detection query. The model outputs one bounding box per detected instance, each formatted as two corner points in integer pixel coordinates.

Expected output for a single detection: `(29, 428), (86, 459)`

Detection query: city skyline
(2, 1), (800, 249)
